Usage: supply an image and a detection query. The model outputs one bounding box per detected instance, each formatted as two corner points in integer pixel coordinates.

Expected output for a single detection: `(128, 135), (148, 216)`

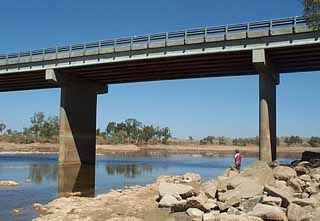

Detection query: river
(0, 154), (290, 220)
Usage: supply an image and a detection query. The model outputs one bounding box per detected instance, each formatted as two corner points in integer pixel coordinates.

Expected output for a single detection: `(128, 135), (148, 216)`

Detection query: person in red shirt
(234, 149), (242, 171)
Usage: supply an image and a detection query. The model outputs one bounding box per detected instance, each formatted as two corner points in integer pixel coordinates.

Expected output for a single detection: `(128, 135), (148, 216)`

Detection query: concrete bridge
(1, 16), (319, 165)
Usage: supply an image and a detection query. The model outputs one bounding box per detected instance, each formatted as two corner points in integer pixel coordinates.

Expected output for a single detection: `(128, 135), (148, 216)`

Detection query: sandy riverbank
(0, 142), (319, 158)
(31, 156), (320, 221)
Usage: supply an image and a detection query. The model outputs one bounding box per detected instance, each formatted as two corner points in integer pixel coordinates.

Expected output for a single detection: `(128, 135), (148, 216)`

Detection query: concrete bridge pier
(46, 69), (108, 165)
(253, 49), (279, 161)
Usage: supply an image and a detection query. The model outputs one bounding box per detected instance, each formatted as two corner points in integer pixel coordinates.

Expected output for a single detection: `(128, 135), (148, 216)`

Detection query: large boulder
(201, 179), (218, 199)
(158, 182), (195, 199)
(219, 181), (264, 203)
(239, 196), (262, 213)
(287, 178), (303, 193)
(292, 198), (318, 207)
(158, 194), (179, 208)
(186, 191), (209, 212)
(182, 173), (201, 184)
(186, 208), (203, 218)
(287, 203), (308, 221)
(273, 166), (297, 181)
(301, 151), (320, 161)
(241, 161), (275, 186)
(294, 166), (309, 176)
(264, 184), (293, 208)
(262, 196), (282, 207)
(299, 175), (312, 182)
(248, 203), (288, 221)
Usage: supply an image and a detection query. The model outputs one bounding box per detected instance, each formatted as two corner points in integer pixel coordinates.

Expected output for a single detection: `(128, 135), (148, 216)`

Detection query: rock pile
(157, 159), (320, 221)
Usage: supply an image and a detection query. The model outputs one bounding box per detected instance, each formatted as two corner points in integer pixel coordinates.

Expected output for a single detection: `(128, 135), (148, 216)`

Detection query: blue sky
(0, 0), (319, 138)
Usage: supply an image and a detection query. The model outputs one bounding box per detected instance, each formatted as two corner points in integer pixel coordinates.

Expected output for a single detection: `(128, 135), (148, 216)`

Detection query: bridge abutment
(46, 69), (107, 165)
(253, 49), (279, 161)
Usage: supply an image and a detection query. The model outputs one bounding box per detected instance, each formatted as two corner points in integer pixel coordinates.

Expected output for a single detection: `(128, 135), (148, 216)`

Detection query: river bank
(0, 142), (318, 158)
(32, 155), (320, 221)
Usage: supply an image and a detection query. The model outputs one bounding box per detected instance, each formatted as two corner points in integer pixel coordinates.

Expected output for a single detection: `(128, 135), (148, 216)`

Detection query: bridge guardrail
(0, 16), (308, 65)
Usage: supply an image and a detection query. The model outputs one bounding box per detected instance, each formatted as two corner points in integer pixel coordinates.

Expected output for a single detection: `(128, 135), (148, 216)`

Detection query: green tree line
(102, 119), (172, 145)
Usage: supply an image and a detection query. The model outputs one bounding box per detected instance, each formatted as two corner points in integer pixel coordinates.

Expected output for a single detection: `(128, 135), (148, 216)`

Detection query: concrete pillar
(253, 49), (279, 161)
(45, 69), (107, 165)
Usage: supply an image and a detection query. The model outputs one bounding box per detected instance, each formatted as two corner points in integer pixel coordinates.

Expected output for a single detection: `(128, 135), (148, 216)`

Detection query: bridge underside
(0, 43), (319, 92)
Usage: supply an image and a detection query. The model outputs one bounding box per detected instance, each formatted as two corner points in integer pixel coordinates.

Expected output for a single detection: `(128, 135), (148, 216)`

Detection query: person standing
(234, 149), (242, 171)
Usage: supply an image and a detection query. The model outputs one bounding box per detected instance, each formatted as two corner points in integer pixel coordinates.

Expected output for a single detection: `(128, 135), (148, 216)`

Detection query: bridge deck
(0, 16), (319, 92)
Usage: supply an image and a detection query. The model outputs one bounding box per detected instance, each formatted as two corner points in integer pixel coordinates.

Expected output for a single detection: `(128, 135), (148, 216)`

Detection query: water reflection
(105, 164), (153, 178)
(58, 164), (95, 197)
(28, 164), (57, 184)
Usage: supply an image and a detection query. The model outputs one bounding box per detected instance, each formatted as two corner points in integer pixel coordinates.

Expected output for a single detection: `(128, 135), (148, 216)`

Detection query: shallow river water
(0, 154), (290, 221)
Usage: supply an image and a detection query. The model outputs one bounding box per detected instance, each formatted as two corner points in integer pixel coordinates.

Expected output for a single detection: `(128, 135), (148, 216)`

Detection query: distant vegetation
(304, 0), (320, 30)
(98, 119), (172, 145)
(200, 135), (320, 147)
(0, 112), (59, 144)
(0, 113), (319, 147)
(0, 113), (171, 145)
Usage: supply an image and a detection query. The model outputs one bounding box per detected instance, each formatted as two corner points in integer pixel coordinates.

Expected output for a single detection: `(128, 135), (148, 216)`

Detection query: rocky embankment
(33, 157), (320, 221)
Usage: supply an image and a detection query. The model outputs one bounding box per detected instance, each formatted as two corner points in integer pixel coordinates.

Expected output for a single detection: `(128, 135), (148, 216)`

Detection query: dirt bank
(0, 142), (319, 158)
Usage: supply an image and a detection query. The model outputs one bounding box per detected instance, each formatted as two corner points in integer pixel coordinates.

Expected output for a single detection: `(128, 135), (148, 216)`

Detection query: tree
(284, 136), (303, 146)
(304, 0), (320, 30)
(142, 125), (156, 143)
(308, 136), (320, 147)
(30, 112), (45, 138)
(0, 123), (6, 134)
(160, 127), (171, 144)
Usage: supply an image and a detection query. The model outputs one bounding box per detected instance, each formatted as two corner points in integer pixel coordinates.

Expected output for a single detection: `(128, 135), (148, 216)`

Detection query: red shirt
(234, 153), (241, 165)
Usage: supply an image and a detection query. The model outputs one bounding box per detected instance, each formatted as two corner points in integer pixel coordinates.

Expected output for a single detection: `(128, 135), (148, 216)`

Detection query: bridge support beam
(253, 49), (279, 161)
(46, 69), (107, 165)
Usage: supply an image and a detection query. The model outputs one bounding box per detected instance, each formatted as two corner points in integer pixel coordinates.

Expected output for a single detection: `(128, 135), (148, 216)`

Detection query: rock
(202, 211), (220, 221)
(201, 180), (218, 199)
(32, 203), (47, 212)
(227, 207), (242, 215)
(186, 192), (209, 212)
(204, 213), (264, 221)
(217, 176), (228, 192)
(305, 183), (318, 195)
(216, 201), (230, 212)
(301, 151), (320, 161)
(225, 196), (241, 207)
(158, 194), (179, 208)
(248, 203), (288, 221)
(182, 173), (201, 183)
(264, 184), (293, 208)
(273, 166), (297, 181)
(241, 161), (275, 186)
(11, 208), (21, 215)
(262, 196), (282, 207)
(203, 199), (218, 210)
(311, 173), (320, 182)
(294, 166), (309, 176)
(0, 180), (19, 187)
(293, 192), (309, 199)
(299, 175), (312, 182)
(219, 181), (264, 203)
(224, 168), (239, 177)
(239, 196), (262, 213)
(287, 203), (308, 221)
(186, 208), (204, 218)
(274, 180), (290, 190)
(170, 200), (187, 212)
(158, 182), (195, 199)
(287, 178), (303, 193)
(292, 198), (318, 207)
